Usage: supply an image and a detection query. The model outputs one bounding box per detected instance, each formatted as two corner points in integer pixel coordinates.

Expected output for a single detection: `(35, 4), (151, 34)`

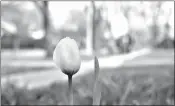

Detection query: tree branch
(33, 1), (44, 13)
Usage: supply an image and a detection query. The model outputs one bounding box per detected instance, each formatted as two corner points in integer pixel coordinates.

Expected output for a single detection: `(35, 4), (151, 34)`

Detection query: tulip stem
(68, 75), (73, 105)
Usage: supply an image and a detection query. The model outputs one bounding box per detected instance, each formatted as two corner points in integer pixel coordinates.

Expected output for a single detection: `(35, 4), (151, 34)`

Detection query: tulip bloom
(53, 37), (81, 76)
(53, 37), (81, 105)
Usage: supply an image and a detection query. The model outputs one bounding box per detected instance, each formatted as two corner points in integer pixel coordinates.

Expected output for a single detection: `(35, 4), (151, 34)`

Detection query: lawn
(1, 48), (173, 76)
(1, 49), (174, 105)
(1, 52), (104, 76)
(1, 64), (174, 105)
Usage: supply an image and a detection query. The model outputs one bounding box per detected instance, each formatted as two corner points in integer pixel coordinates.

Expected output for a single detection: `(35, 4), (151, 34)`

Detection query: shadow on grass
(1, 66), (55, 76)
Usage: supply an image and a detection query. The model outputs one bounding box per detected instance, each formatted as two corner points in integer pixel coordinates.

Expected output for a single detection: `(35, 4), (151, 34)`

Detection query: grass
(1, 54), (103, 76)
(2, 48), (173, 76)
(1, 49), (174, 105)
(1, 66), (54, 76)
(1, 64), (174, 105)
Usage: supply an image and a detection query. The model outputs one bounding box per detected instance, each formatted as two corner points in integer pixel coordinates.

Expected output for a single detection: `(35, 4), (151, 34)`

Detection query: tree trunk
(86, 1), (96, 55)
(12, 35), (20, 58)
(152, 2), (162, 47)
(92, 1), (96, 53)
(43, 1), (51, 57)
(33, 1), (51, 57)
(13, 21), (21, 59)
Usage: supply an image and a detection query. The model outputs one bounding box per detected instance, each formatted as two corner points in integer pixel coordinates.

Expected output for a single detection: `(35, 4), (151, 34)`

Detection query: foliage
(1, 1), (174, 52)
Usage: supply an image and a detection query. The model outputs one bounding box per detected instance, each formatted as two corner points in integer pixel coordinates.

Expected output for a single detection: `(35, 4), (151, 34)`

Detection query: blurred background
(1, 1), (174, 105)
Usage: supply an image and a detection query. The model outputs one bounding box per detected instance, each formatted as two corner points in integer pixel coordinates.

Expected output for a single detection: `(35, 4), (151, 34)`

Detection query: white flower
(53, 37), (81, 76)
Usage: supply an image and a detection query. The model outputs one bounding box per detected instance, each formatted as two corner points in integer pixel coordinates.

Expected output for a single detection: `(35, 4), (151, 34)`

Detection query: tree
(151, 2), (162, 47)
(33, 1), (52, 57)
(85, 1), (96, 55)
(1, 2), (22, 52)
(1, 1), (43, 49)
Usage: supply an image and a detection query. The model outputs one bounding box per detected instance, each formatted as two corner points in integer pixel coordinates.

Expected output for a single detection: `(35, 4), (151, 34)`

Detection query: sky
(48, 1), (89, 29)
(48, 1), (106, 29)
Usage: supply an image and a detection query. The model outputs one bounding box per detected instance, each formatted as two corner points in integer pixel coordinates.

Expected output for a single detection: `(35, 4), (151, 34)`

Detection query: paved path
(1, 48), (152, 90)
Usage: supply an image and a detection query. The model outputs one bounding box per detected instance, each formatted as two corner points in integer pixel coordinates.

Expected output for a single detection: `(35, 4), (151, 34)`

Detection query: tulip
(53, 37), (81, 105)
(53, 37), (81, 76)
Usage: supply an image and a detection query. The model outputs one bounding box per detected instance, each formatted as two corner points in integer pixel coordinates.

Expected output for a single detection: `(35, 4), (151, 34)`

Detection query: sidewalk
(1, 48), (152, 90)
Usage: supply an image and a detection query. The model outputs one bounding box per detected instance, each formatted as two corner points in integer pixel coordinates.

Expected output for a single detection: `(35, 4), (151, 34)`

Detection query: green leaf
(94, 56), (99, 80)
(93, 56), (101, 105)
